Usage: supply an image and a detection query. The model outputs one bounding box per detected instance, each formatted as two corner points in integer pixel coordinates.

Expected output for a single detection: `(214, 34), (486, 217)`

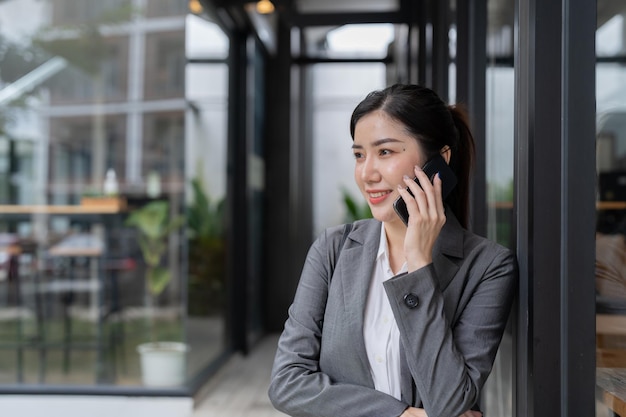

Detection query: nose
(359, 155), (380, 183)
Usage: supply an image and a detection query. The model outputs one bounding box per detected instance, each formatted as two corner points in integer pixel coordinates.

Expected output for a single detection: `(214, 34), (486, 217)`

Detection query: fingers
(431, 171), (445, 216)
(414, 165), (443, 216)
(398, 175), (424, 224)
(400, 166), (447, 271)
(400, 165), (445, 221)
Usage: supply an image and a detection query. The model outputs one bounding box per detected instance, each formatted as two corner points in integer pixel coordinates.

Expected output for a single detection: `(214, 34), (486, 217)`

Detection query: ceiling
(208, 0), (625, 54)
(212, 0), (624, 29)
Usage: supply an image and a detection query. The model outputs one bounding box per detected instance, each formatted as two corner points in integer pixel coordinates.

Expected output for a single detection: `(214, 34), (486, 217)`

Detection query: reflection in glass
(595, 4), (626, 417)
(481, 66), (514, 417)
(144, 32), (185, 100)
(481, 0), (515, 414)
(0, 0), (229, 390)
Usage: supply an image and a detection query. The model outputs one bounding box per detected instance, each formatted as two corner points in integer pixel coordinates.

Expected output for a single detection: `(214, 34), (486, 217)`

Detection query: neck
(384, 220), (407, 274)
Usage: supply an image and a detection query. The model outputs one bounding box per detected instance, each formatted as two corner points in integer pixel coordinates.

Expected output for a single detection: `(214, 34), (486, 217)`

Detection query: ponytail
(446, 104), (475, 229)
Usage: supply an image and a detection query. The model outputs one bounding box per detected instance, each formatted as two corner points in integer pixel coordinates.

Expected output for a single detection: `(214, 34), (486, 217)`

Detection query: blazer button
(404, 293), (419, 309)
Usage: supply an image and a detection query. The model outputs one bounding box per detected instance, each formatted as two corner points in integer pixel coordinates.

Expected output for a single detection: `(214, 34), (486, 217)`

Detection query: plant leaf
(148, 267), (171, 296)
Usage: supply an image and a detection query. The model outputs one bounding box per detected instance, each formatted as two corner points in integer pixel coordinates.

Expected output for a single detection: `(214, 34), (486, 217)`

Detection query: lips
(367, 190), (392, 204)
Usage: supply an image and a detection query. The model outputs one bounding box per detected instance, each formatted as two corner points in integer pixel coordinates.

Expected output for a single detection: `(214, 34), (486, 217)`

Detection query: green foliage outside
(488, 179), (514, 248)
(125, 200), (184, 342)
(186, 178), (226, 316)
(488, 179), (514, 204)
(187, 178), (225, 243)
(126, 200), (185, 298)
(342, 187), (372, 222)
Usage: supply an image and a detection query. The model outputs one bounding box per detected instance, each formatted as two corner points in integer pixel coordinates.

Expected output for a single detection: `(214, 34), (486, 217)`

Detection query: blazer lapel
(335, 214), (465, 403)
(338, 220), (380, 388)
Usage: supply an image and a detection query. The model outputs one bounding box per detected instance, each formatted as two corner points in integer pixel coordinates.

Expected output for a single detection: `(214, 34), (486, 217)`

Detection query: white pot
(137, 341), (188, 387)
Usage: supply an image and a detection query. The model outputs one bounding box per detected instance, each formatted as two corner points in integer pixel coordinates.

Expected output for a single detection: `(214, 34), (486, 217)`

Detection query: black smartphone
(393, 154), (458, 226)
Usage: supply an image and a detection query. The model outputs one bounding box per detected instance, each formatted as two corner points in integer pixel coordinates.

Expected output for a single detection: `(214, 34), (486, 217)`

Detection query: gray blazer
(269, 212), (517, 417)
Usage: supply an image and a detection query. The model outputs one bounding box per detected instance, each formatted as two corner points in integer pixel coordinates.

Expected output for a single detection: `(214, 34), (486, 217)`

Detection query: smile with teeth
(367, 190), (394, 205)
(369, 191), (391, 198)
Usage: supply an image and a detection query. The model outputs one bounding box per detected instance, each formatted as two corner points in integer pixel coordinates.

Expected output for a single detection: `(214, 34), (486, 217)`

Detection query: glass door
(595, 5), (626, 415)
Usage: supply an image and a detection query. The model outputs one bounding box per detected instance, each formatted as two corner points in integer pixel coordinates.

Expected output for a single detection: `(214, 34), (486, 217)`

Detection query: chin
(371, 207), (397, 223)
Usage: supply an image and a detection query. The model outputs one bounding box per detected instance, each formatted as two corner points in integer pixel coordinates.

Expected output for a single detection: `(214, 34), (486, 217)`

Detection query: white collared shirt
(363, 223), (407, 400)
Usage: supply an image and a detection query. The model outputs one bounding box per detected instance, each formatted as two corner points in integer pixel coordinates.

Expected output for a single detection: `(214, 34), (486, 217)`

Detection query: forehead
(353, 110), (415, 144)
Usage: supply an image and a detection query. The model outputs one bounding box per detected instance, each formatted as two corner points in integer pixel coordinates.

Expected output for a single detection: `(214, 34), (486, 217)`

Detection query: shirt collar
(376, 222), (388, 261)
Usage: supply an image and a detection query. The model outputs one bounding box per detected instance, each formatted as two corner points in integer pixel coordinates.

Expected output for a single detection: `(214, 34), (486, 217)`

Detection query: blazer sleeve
(268, 226), (409, 417)
(383, 245), (517, 417)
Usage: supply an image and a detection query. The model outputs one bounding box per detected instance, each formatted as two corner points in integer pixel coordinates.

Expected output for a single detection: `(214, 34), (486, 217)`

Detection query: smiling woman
(269, 83), (517, 417)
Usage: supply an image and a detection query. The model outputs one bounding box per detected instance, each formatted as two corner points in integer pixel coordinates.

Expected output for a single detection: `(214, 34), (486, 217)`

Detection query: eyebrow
(351, 138), (404, 149)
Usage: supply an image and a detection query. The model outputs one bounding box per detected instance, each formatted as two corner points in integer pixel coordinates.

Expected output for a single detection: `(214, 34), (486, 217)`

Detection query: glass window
(481, 65), (514, 416)
(144, 31), (186, 100)
(183, 17), (229, 385)
(47, 37), (129, 104)
(50, 0), (132, 26)
(481, 0), (515, 415)
(146, 0), (188, 18)
(48, 115), (127, 203)
(142, 111), (184, 180)
(595, 4), (626, 417)
(0, 0), (230, 390)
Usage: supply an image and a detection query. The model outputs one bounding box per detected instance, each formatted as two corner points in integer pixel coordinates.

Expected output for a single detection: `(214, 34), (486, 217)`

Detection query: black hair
(350, 83), (475, 228)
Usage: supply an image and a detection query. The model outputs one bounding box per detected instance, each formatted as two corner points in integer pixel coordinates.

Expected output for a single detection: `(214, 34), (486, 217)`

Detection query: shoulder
(439, 210), (515, 269)
(316, 218), (380, 247)
(440, 210), (517, 280)
(465, 230), (514, 259)
(307, 219), (381, 267)
(464, 230), (511, 256)
(461, 230), (518, 284)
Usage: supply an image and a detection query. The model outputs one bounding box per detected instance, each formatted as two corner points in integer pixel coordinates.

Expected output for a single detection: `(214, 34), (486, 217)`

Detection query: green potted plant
(186, 178), (226, 316)
(125, 200), (186, 387)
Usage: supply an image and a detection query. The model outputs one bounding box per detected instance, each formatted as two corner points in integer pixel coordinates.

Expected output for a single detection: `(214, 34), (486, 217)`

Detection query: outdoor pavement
(192, 333), (287, 417)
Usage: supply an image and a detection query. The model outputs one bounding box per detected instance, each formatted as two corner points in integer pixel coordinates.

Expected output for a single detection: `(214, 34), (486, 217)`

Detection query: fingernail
(403, 174), (410, 180)
(414, 165), (421, 171)
(397, 184), (403, 190)
(437, 172), (441, 178)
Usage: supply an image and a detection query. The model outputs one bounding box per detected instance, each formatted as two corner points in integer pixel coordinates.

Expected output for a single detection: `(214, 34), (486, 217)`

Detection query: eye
(353, 151), (364, 160)
(379, 148), (393, 156)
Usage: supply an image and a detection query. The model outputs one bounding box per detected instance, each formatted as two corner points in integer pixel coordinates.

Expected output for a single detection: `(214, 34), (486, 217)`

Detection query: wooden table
(0, 203), (125, 215)
(598, 368), (626, 416)
(597, 314), (626, 368)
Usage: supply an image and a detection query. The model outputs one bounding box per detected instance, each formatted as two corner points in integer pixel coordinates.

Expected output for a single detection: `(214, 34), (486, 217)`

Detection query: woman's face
(353, 110), (426, 225)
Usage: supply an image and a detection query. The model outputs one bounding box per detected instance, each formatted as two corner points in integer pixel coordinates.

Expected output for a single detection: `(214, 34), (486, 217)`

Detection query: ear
(440, 145), (452, 164)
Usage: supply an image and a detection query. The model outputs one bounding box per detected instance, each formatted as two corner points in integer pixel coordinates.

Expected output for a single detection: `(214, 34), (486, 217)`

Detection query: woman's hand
(396, 165), (446, 272)
(458, 411), (482, 417)
(400, 407), (427, 417)
(400, 407), (482, 417)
